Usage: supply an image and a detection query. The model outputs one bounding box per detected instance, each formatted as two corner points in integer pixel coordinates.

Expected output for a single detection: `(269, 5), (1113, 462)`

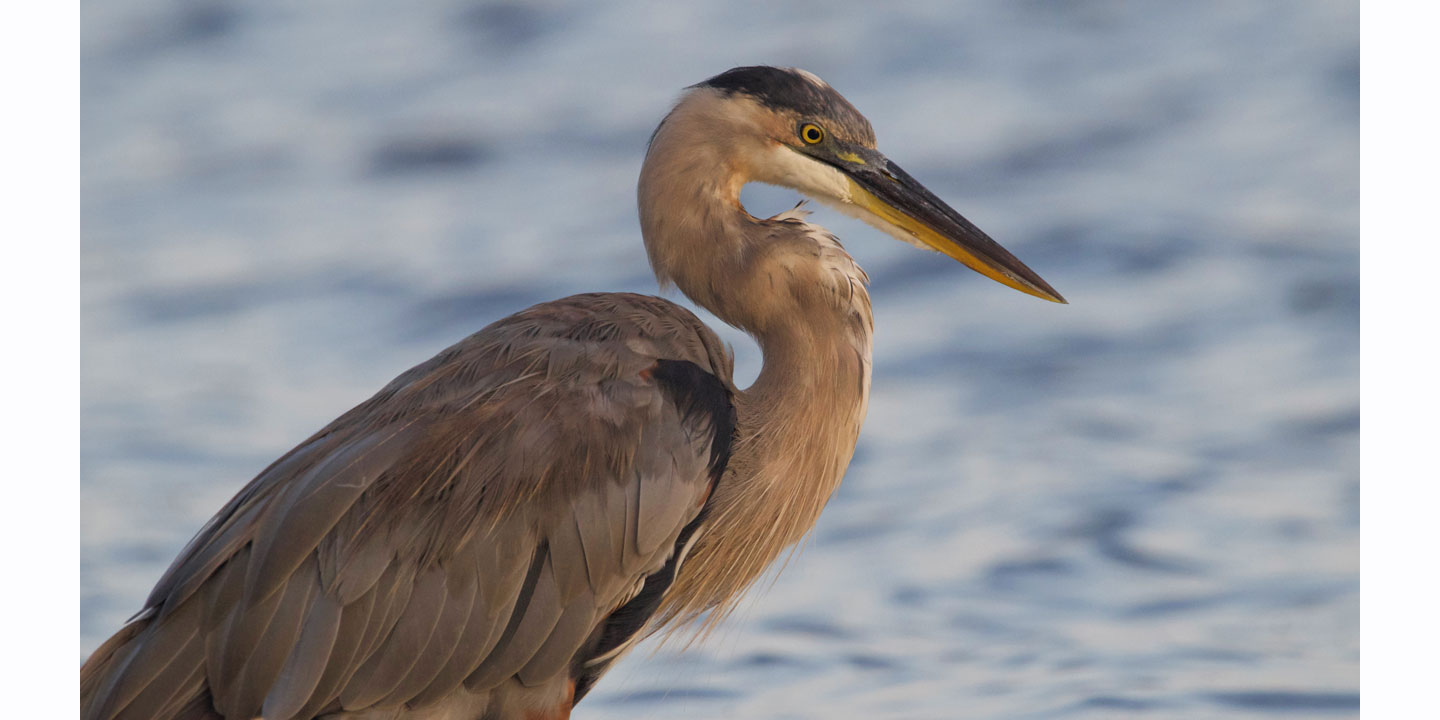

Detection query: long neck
(640, 118), (875, 629)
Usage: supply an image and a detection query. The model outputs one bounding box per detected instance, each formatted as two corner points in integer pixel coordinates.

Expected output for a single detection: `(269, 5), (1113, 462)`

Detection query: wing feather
(290, 581), (379, 719)
(637, 435), (708, 556)
(338, 566), (447, 709)
(81, 293), (735, 720)
(463, 551), (564, 691)
(547, 503), (591, 602)
(211, 552), (286, 698)
(346, 558), (416, 674)
(85, 597), (203, 720)
(112, 630), (205, 720)
(245, 430), (411, 606)
(406, 522), (532, 707)
(144, 438), (327, 615)
(260, 592), (343, 720)
(378, 561), (480, 706)
(216, 561), (318, 718)
(145, 658), (208, 720)
(318, 527), (395, 604)
(572, 490), (617, 590)
(517, 591), (599, 687)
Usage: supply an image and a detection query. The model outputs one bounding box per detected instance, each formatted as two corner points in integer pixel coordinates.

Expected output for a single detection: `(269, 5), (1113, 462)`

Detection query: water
(81, 2), (1358, 717)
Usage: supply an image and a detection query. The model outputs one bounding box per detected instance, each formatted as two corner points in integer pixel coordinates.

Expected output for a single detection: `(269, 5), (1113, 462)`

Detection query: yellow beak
(832, 148), (1065, 304)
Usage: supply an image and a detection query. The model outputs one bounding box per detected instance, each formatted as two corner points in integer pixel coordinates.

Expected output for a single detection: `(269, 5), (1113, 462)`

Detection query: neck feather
(640, 115), (875, 630)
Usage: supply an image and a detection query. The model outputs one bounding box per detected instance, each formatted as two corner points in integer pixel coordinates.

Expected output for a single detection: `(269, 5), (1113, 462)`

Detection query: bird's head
(642, 66), (1064, 304)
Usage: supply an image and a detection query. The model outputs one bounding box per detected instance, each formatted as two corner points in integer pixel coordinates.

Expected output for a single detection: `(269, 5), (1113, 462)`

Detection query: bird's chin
(759, 144), (857, 209)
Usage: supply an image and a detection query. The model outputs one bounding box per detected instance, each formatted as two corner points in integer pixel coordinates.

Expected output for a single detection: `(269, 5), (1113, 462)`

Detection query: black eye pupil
(804, 126), (821, 142)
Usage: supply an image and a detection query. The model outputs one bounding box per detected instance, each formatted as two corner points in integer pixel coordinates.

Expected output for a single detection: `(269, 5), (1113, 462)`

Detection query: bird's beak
(831, 148), (1066, 304)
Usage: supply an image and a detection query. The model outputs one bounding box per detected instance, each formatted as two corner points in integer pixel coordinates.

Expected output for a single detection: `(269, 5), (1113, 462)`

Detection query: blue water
(81, 2), (1358, 717)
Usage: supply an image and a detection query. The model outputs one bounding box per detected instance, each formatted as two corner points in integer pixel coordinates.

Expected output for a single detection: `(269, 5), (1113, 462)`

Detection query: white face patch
(749, 144), (853, 205)
(747, 144), (937, 254)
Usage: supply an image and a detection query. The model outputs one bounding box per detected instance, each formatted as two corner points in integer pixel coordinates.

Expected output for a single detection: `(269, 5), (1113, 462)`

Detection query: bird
(81, 66), (1064, 720)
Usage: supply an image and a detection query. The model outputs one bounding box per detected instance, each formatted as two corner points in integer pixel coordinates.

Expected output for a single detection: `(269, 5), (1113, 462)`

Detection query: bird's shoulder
(147, 291), (736, 613)
(386, 291), (735, 405)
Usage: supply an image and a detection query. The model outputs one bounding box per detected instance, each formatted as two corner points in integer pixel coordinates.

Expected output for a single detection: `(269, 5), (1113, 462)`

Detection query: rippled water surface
(82, 2), (1358, 717)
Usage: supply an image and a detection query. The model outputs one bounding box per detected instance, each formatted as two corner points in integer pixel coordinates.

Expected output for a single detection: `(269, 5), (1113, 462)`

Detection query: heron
(81, 66), (1064, 720)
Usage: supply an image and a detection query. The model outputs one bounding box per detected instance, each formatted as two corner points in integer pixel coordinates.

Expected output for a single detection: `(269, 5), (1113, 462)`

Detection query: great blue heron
(82, 66), (1063, 720)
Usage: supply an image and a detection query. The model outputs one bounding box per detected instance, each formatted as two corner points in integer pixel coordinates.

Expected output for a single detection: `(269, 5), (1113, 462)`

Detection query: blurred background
(81, 1), (1358, 718)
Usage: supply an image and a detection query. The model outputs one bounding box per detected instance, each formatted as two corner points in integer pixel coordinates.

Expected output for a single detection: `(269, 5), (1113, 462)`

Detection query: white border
(1361, 1), (1439, 716)
(3, 2), (80, 715)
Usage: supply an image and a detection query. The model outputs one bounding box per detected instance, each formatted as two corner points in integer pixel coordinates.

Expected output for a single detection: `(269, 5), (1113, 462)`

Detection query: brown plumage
(82, 66), (1062, 720)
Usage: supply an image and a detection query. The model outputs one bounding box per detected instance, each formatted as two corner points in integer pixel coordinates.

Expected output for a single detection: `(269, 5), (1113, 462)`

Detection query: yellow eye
(799, 123), (825, 145)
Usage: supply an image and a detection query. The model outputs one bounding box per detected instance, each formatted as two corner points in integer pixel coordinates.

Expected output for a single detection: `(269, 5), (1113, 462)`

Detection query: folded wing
(81, 293), (736, 720)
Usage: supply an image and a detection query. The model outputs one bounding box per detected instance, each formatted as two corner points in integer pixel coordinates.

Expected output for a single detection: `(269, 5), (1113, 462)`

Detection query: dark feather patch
(696, 66), (875, 144)
(647, 359), (736, 480)
(699, 66), (832, 117)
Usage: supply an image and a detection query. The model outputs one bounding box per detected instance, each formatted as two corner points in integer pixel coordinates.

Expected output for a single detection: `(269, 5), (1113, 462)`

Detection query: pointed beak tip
(1019, 284), (1067, 305)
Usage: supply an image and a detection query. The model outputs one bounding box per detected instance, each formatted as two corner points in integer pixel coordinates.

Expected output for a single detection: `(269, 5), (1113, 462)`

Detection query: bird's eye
(799, 123), (825, 145)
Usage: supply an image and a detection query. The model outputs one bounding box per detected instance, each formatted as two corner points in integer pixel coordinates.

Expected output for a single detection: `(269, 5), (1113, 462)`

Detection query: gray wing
(81, 293), (736, 720)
